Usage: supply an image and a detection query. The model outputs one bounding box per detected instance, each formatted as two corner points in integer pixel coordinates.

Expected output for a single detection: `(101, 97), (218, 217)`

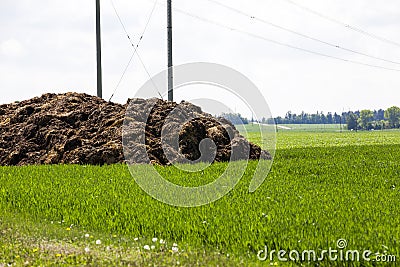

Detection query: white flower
(173, 243), (178, 247)
(84, 234), (90, 238)
(106, 246), (110, 251)
(95, 239), (101, 245)
(172, 246), (179, 252)
(159, 239), (165, 244)
(152, 237), (158, 242)
(151, 245), (156, 250)
(202, 221), (207, 224)
(143, 245), (150, 250)
(84, 247), (90, 253)
(134, 237), (139, 241)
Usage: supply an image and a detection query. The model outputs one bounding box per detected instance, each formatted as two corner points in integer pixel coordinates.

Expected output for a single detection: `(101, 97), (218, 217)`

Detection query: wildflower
(173, 243), (178, 247)
(202, 221), (207, 224)
(56, 254), (62, 257)
(32, 248), (39, 253)
(152, 237), (158, 242)
(143, 245), (150, 250)
(95, 239), (101, 245)
(151, 245), (156, 250)
(84, 247), (90, 253)
(84, 234), (90, 238)
(160, 239), (165, 244)
(172, 246), (178, 253)
(66, 227), (71, 231)
(134, 237), (139, 241)
(15, 255), (20, 259)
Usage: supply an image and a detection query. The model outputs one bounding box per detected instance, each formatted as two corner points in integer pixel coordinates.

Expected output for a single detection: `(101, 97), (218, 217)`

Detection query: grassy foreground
(0, 131), (399, 266)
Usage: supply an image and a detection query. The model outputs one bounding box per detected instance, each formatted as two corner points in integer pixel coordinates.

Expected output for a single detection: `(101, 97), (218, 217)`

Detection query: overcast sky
(1, 0), (400, 117)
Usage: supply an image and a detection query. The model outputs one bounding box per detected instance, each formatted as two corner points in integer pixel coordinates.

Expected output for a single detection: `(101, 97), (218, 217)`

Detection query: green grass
(1, 131), (400, 266)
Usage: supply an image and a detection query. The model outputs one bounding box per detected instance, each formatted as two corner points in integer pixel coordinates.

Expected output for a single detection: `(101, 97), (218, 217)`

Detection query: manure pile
(0, 93), (270, 166)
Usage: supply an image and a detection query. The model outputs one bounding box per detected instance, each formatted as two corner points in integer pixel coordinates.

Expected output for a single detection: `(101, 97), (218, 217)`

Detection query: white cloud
(0, 39), (26, 57)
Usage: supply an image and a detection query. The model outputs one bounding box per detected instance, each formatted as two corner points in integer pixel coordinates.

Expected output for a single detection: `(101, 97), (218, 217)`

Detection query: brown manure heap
(0, 92), (270, 166)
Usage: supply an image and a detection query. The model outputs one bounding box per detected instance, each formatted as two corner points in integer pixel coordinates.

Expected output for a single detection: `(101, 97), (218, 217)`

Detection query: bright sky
(1, 0), (400, 117)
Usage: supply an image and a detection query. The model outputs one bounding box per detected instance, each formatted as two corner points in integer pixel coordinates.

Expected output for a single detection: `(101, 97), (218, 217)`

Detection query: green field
(1, 129), (399, 266)
(277, 123), (343, 132)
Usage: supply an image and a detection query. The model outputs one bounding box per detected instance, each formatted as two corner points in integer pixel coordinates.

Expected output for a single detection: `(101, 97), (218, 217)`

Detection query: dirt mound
(0, 93), (270, 166)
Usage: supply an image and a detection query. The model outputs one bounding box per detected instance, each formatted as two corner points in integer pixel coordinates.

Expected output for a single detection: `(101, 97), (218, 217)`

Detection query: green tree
(347, 112), (358, 131)
(358, 109), (374, 130)
(384, 106), (400, 128)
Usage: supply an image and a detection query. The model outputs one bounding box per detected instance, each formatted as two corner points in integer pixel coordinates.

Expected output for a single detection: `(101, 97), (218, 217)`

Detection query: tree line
(273, 106), (400, 130)
(221, 106), (400, 130)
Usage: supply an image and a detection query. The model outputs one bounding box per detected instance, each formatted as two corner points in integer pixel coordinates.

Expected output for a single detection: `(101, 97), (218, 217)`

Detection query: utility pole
(167, 0), (173, 101)
(96, 0), (103, 98)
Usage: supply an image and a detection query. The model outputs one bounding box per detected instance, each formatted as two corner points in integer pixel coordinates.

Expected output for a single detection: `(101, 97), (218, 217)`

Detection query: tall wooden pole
(167, 0), (173, 101)
(96, 0), (103, 98)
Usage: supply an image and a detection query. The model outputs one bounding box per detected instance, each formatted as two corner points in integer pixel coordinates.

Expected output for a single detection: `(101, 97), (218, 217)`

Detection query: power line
(109, 0), (160, 102)
(153, 1), (400, 72)
(282, 0), (400, 48)
(205, 0), (400, 66)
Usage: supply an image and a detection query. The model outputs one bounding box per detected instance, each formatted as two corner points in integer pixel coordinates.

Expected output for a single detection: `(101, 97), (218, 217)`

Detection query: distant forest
(221, 106), (400, 130)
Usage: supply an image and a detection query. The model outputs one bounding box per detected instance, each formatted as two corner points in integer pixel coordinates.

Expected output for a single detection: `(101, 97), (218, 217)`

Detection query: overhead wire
(109, 0), (161, 102)
(205, 0), (400, 66)
(152, 1), (400, 72)
(282, 0), (400, 48)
